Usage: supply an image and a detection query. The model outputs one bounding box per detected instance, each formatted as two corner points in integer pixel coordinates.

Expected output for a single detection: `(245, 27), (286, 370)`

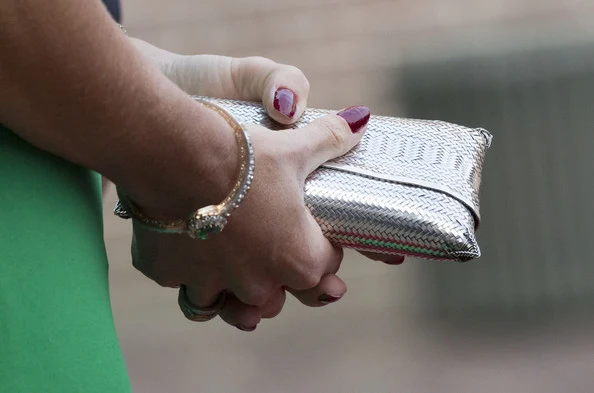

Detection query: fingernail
(273, 88), (296, 118)
(235, 324), (257, 332)
(318, 294), (343, 304)
(337, 106), (370, 133)
(384, 256), (405, 265)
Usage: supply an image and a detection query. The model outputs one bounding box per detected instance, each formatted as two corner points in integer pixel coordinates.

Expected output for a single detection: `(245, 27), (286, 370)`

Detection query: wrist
(117, 98), (251, 236)
(129, 109), (239, 219)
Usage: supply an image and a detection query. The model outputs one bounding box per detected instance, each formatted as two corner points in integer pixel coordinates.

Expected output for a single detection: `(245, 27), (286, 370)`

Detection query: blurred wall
(104, 1), (594, 392)
(120, 0), (594, 113)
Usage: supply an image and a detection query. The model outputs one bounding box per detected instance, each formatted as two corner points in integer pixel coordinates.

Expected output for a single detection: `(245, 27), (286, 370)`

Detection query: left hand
(129, 38), (406, 329)
(131, 38), (309, 125)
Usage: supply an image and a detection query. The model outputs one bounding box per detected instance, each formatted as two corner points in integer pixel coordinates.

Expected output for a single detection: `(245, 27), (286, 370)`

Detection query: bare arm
(0, 1), (400, 331)
(0, 0), (236, 214)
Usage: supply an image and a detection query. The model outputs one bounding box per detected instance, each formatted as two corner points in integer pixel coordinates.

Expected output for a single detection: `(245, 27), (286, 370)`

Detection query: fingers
(169, 55), (310, 124)
(229, 56), (310, 124)
(280, 217), (344, 291)
(258, 289), (287, 319)
(135, 47), (311, 123)
(288, 274), (347, 307)
(286, 106), (370, 176)
(218, 289), (286, 332)
(359, 251), (406, 265)
(218, 293), (261, 332)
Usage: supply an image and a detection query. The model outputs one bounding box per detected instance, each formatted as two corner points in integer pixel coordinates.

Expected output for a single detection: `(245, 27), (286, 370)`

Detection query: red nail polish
(337, 106), (370, 133)
(318, 294), (343, 304)
(273, 88), (296, 118)
(384, 256), (405, 265)
(235, 324), (256, 332)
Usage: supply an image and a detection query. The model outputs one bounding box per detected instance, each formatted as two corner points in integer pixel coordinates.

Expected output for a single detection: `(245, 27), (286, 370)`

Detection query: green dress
(0, 125), (131, 392)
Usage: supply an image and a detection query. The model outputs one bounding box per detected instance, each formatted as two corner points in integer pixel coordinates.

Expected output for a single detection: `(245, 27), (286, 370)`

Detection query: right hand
(130, 106), (371, 331)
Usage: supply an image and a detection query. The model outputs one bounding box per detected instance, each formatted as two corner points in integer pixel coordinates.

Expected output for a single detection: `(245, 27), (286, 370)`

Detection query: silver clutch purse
(193, 96), (492, 262)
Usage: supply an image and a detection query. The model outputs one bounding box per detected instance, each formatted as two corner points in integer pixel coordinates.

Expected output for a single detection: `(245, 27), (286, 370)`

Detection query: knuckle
(298, 271), (322, 289)
(264, 305), (283, 319)
(288, 243), (342, 290)
(235, 56), (276, 95)
(285, 65), (309, 84)
(285, 66), (310, 94)
(291, 258), (323, 289)
(284, 64), (304, 75)
(319, 117), (350, 151)
(268, 63), (310, 94)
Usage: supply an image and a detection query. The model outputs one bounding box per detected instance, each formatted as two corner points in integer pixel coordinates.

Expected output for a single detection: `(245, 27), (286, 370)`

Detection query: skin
(0, 0), (404, 331)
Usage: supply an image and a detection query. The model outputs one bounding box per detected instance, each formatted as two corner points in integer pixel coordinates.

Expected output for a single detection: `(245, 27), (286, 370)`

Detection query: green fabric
(0, 125), (131, 392)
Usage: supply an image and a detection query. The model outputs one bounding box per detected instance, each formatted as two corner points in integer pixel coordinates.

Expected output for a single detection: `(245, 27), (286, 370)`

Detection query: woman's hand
(133, 39), (406, 266)
(131, 38), (308, 125)
(129, 41), (406, 330)
(133, 109), (367, 330)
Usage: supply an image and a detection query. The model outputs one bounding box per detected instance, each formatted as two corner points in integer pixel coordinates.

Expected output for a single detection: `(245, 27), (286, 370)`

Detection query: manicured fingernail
(318, 294), (343, 304)
(235, 324), (257, 332)
(337, 106), (370, 133)
(273, 88), (296, 118)
(384, 256), (405, 265)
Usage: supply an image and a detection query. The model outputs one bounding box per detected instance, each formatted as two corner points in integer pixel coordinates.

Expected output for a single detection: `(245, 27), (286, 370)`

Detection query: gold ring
(178, 285), (226, 322)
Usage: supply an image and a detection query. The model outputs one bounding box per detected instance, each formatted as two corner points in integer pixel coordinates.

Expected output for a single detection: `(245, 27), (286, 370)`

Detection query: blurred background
(103, 1), (594, 392)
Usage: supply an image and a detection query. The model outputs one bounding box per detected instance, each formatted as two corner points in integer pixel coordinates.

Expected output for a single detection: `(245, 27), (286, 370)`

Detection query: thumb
(287, 106), (370, 175)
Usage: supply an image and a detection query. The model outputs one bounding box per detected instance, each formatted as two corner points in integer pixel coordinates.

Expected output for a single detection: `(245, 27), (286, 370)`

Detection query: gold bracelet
(113, 97), (255, 240)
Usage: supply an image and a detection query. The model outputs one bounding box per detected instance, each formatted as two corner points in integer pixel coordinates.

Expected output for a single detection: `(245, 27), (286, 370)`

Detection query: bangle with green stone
(113, 98), (255, 240)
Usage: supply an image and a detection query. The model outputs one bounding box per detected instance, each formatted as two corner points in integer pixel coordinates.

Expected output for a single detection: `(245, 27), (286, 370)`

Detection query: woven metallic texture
(193, 97), (492, 262)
